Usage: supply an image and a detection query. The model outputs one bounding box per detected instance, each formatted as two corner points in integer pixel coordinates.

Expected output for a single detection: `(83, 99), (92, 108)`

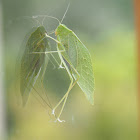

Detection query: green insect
(19, 26), (60, 108)
(20, 26), (49, 105)
(53, 24), (94, 122)
(20, 5), (94, 122)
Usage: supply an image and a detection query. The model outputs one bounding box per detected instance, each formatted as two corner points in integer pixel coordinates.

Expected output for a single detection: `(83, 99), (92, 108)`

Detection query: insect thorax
(55, 24), (72, 36)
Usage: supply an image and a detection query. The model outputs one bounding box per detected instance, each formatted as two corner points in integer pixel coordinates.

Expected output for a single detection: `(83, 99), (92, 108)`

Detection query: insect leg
(54, 66), (80, 122)
(47, 54), (56, 69)
(44, 34), (66, 68)
(31, 33), (66, 69)
(36, 33), (66, 68)
(48, 30), (55, 35)
(45, 33), (60, 44)
(51, 47), (73, 122)
(49, 37), (80, 121)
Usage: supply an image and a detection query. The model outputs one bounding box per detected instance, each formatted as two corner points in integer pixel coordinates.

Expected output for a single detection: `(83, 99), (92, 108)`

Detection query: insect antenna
(33, 15), (60, 25)
(20, 16), (41, 26)
(60, 3), (70, 24)
(11, 16), (41, 28)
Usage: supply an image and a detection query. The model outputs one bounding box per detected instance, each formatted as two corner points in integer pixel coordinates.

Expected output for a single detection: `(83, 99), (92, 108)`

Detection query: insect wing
(73, 38), (94, 104)
(20, 26), (50, 105)
(56, 25), (94, 104)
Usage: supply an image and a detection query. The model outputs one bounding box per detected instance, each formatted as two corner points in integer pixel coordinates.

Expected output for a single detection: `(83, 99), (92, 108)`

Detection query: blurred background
(0, 0), (138, 139)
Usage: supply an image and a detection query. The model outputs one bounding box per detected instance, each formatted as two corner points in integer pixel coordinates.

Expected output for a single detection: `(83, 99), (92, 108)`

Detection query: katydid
(19, 6), (94, 122)
(19, 25), (66, 123)
(20, 26), (59, 108)
(20, 26), (49, 105)
(52, 24), (94, 121)
(32, 22), (94, 122)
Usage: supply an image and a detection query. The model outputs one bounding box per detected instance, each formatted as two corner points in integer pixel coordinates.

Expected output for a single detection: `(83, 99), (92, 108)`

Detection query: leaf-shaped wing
(56, 24), (94, 104)
(72, 38), (94, 104)
(20, 26), (50, 105)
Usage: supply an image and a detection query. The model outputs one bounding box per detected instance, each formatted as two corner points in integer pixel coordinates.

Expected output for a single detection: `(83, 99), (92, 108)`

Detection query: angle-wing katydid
(46, 23), (95, 122)
(20, 26), (50, 105)
(18, 16), (94, 122)
(55, 24), (94, 105)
